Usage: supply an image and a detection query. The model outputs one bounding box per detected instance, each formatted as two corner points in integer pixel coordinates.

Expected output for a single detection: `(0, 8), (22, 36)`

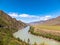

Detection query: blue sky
(0, 0), (60, 23)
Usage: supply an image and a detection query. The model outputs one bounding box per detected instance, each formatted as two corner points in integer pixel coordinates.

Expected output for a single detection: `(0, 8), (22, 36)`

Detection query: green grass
(0, 28), (29, 45)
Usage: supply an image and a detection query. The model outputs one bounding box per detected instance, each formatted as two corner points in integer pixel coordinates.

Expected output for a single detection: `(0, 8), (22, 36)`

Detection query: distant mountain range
(29, 21), (45, 25)
(30, 16), (60, 26)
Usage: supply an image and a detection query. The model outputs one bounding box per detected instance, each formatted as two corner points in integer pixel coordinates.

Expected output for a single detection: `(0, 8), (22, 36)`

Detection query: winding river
(13, 26), (60, 45)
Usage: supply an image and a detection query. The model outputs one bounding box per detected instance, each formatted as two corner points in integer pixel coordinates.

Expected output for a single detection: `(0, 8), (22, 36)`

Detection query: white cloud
(19, 14), (29, 17)
(40, 15), (52, 20)
(8, 13), (18, 18)
(44, 16), (51, 20)
(8, 13), (39, 18)
(8, 13), (52, 23)
(19, 14), (39, 18)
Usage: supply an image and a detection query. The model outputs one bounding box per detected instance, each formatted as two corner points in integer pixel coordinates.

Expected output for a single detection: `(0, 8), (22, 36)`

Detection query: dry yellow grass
(33, 25), (60, 31)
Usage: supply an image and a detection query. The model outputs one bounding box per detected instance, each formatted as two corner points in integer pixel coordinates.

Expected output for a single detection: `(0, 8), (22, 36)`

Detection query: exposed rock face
(0, 10), (27, 33)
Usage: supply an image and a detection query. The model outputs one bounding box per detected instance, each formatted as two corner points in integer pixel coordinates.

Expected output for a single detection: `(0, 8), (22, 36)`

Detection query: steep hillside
(0, 10), (28, 45)
(0, 10), (27, 32)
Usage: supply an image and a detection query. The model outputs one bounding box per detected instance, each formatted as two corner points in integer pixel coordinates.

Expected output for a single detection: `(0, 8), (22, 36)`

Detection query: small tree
(27, 38), (30, 45)
(17, 38), (20, 41)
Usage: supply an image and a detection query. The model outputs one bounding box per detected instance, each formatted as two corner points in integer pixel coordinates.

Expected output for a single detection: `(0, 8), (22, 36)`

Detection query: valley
(0, 10), (60, 45)
(29, 16), (60, 42)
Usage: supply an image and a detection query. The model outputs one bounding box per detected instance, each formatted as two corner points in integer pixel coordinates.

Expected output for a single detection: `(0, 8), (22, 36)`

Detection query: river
(13, 26), (60, 45)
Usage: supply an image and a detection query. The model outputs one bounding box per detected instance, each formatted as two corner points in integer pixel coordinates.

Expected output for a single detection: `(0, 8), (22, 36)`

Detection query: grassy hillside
(0, 10), (29, 45)
(0, 10), (27, 32)
(0, 28), (29, 45)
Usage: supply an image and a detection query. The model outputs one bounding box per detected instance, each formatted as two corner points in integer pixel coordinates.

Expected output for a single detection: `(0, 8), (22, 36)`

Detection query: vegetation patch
(29, 26), (60, 41)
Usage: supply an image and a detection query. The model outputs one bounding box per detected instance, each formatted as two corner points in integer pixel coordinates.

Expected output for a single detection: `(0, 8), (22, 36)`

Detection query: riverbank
(13, 26), (60, 45)
(29, 26), (60, 41)
(0, 28), (29, 45)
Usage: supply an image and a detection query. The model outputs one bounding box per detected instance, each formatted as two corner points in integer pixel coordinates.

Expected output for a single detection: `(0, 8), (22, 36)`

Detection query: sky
(0, 0), (60, 23)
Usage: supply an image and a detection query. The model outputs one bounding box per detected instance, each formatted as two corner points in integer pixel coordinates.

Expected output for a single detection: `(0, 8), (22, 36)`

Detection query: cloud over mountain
(8, 13), (52, 23)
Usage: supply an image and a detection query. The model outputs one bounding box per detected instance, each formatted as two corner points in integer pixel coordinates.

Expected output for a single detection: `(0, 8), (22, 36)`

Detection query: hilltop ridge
(30, 16), (60, 26)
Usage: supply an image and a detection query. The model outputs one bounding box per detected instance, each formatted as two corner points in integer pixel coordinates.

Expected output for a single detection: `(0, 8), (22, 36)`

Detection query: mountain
(40, 16), (60, 26)
(30, 16), (60, 26)
(0, 10), (27, 32)
(0, 10), (28, 45)
(29, 16), (60, 41)
(29, 21), (45, 25)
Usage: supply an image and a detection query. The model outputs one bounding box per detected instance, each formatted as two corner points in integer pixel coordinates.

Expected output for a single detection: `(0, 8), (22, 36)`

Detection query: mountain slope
(0, 10), (27, 32)
(30, 16), (60, 26)
(29, 21), (45, 25)
(0, 10), (28, 45)
(29, 16), (60, 41)
(40, 16), (60, 26)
